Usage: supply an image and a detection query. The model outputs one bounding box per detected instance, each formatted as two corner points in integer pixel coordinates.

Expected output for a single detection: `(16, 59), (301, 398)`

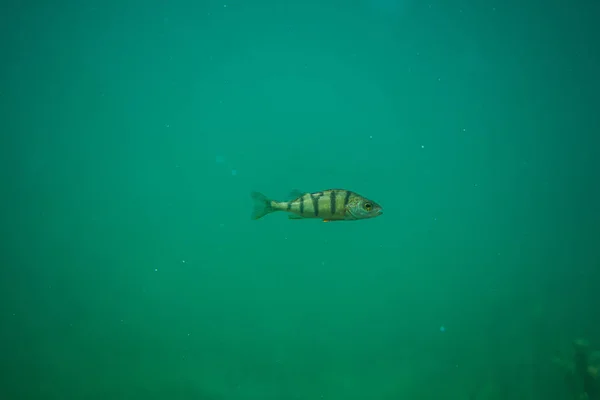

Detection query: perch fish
(251, 189), (383, 222)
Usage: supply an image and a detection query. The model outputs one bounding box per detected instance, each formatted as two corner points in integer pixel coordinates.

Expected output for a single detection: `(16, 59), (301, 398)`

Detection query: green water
(1, 0), (599, 399)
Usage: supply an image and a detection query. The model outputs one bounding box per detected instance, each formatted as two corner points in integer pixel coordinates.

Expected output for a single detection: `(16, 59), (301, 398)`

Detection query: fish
(250, 189), (383, 222)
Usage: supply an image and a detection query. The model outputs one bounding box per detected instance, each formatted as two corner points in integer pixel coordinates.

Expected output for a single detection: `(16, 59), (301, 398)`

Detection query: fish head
(347, 195), (383, 220)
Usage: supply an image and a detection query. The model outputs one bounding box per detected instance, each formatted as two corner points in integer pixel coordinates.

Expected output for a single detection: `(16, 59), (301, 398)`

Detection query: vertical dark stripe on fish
(330, 190), (337, 216)
(299, 195), (304, 215)
(344, 190), (351, 209)
(286, 202), (292, 211)
(310, 193), (319, 217)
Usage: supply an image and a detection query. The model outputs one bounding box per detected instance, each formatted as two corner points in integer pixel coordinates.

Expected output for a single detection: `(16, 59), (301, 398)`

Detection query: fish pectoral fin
(323, 219), (331, 223)
(288, 215), (305, 220)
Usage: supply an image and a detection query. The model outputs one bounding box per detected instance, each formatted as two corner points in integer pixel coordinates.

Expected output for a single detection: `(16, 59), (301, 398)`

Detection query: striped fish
(251, 189), (383, 222)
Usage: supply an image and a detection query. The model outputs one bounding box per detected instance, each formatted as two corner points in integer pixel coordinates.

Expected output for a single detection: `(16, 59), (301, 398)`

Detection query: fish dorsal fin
(287, 190), (305, 200)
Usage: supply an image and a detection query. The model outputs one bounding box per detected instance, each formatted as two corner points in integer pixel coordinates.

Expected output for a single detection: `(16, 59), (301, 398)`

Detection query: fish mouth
(376, 209), (383, 215)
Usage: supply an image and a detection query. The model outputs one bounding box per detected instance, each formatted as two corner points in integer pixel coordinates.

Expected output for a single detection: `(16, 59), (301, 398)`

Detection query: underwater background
(1, 0), (599, 399)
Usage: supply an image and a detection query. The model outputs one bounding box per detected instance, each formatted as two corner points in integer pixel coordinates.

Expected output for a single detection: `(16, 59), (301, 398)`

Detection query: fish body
(251, 189), (383, 222)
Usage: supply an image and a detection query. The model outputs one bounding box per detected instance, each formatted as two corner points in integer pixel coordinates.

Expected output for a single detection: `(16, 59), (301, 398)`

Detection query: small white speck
(154, 268), (158, 272)
(165, 124), (170, 128)
(369, 135), (373, 139)
(181, 260), (186, 263)
(462, 128), (466, 132)
(421, 145), (425, 149)
(224, 4), (227, 7)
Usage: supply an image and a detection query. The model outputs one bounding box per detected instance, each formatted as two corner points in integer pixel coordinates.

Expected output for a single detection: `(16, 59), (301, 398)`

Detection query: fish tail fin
(250, 191), (278, 220)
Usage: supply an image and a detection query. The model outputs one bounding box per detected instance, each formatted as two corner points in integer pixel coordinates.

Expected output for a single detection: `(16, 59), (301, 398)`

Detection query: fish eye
(364, 203), (372, 211)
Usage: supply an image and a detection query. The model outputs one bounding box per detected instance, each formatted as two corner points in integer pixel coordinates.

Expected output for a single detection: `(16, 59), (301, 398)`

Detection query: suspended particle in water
(231, 169), (237, 176)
